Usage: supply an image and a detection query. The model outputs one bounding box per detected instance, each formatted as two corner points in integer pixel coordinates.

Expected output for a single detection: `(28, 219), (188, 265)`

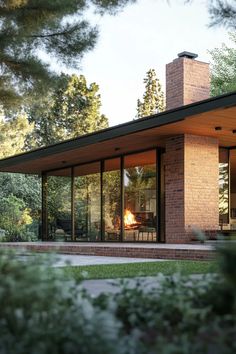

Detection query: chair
(138, 226), (156, 241)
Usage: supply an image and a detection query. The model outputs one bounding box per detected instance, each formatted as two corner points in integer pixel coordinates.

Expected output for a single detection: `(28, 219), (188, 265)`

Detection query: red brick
(166, 57), (210, 110)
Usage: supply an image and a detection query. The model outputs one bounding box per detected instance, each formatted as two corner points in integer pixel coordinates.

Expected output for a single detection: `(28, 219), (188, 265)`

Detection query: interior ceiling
(1, 105), (236, 175)
(50, 150), (157, 176)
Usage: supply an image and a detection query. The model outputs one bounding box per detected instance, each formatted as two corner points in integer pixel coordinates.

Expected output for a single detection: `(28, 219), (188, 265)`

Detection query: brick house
(0, 52), (235, 244)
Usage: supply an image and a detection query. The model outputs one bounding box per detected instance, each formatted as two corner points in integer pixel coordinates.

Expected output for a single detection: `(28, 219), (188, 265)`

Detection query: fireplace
(124, 209), (141, 229)
(123, 150), (157, 241)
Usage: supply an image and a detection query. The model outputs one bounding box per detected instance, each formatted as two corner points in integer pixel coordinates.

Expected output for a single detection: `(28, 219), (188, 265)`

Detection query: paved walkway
(81, 277), (159, 297)
(53, 254), (165, 267)
(16, 253), (166, 267)
(80, 274), (206, 297)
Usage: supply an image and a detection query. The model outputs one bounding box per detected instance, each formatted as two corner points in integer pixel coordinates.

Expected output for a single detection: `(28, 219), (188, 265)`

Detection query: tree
(0, 194), (33, 240)
(0, 110), (33, 158)
(209, 32), (236, 96)
(208, 0), (236, 29)
(27, 74), (109, 148)
(0, 173), (41, 217)
(0, 0), (136, 108)
(136, 69), (165, 118)
(0, 113), (40, 240)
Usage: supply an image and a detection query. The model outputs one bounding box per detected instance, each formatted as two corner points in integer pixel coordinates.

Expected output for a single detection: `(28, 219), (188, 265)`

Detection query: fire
(124, 209), (137, 227)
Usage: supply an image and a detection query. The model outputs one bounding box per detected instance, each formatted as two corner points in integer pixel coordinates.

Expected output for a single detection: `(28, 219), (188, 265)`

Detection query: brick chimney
(166, 51), (210, 110)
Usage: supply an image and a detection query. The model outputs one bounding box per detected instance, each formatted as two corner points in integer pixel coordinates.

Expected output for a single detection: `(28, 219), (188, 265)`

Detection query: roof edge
(0, 90), (236, 169)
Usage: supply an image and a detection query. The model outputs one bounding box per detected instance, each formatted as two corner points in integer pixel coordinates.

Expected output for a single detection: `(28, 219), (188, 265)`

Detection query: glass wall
(219, 148), (229, 228)
(103, 158), (121, 241)
(230, 149), (236, 229)
(124, 150), (157, 242)
(74, 162), (101, 241)
(46, 168), (72, 241)
(42, 149), (160, 242)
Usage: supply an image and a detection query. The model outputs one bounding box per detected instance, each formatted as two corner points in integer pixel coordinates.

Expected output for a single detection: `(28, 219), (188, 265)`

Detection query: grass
(64, 260), (218, 281)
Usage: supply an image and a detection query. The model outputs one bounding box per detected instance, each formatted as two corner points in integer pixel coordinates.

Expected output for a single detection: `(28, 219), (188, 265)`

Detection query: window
(103, 158), (121, 241)
(74, 162), (101, 241)
(124, 150), (157, 242)
(46, 168), (72, 240)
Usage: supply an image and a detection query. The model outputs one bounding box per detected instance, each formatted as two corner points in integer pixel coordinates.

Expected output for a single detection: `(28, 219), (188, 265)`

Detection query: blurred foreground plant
(0, 241), (236, 354)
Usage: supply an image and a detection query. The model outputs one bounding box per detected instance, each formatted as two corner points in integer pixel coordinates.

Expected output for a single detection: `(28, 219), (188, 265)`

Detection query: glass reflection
(74, 163), (101, 241)
(103, 158), (121, 241)
(124, 150), (157, 242)
(47, 168), (72, 241)
(219, 149), (229, 227)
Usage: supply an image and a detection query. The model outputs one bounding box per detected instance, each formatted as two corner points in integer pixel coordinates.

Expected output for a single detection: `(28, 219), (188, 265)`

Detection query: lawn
(64, 260), (218, 281)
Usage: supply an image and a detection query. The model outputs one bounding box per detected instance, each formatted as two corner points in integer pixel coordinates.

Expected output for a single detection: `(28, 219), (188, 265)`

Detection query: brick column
(165, 134), (219, 243)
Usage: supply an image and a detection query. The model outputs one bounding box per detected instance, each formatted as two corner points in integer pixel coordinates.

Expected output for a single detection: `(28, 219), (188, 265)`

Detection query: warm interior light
(124, 209), (136, 226)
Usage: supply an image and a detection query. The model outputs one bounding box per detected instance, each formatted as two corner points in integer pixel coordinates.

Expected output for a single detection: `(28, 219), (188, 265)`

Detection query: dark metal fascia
(0, 91), (236, 170)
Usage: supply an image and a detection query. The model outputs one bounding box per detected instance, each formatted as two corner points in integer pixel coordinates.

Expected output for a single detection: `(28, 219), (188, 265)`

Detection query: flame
(124, 209), (137, 227)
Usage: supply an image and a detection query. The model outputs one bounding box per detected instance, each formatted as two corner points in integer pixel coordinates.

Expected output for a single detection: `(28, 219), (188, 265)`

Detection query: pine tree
(136, 69), (165, 118)
(27, 74), (109, 147)
(0, 0), (135, 108)
(208, 0), (236, 29)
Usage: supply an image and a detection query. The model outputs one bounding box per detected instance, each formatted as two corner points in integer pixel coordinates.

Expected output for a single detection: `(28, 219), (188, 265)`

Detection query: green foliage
(0, 194), (34, 240)
(0, 251), (127, 354)
(0, 109), (40, 240)
(27, 74), (109, 147)
(1, 242), (236, 353)
(136, 68), (165, 118)
(0, 0), (136, 108)
(94, 243), (236, 353)
(0, 173), (41, 213)
(210, 32), (236, 96)
(0, 173), (41, 240)
(0, 110), (33, 158)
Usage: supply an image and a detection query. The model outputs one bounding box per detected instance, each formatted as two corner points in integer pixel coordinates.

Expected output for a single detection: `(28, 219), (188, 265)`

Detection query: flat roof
(0, 91), (236, 174)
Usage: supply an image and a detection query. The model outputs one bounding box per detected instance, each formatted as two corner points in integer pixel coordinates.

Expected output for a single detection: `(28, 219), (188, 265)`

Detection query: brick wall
(0, 242), (215, 261)
(184, 135), (219, 237)
(165, 134), (219, 243)
(165, 135), (185, 243)
(166, 57), (210, 110)
(166, 59), (184, 110)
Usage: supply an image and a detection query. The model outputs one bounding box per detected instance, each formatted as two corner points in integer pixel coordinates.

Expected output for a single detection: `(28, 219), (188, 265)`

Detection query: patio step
(0, 242), (215, 261)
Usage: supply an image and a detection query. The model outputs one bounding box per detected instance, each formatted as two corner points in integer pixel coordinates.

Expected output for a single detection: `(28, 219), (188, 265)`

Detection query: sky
(69, 0), (231, 127)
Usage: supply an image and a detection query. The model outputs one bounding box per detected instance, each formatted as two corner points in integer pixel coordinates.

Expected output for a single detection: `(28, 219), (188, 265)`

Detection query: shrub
(94, 243), (236, 354)
(0, 252), (134, 354)
(0, 243), (236, 353)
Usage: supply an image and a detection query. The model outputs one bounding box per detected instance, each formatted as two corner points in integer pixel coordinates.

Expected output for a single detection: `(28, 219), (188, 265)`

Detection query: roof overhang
(1, 91), (236, 174)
